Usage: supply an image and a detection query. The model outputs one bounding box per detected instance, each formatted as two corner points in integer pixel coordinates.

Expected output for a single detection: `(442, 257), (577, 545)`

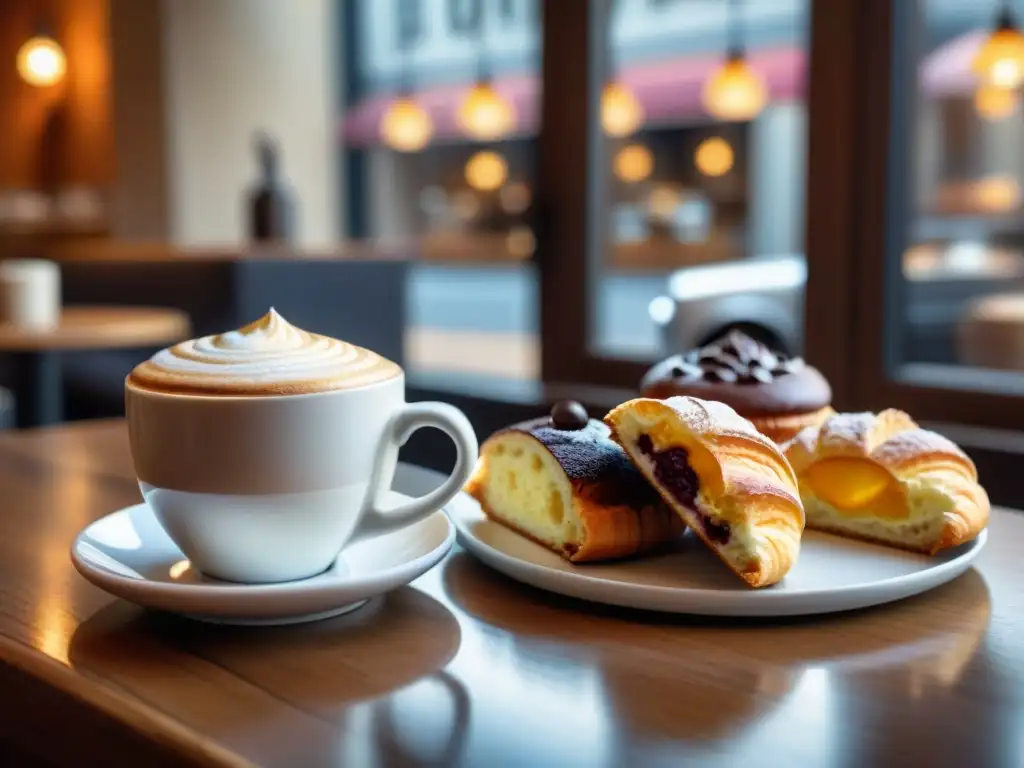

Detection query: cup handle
(358, 402), (478, 537)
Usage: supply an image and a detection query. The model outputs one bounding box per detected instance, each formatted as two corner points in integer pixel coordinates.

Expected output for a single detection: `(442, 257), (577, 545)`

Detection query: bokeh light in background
(380, 97), (434, 152)
(17, 36), (66, 87)
(702, 56), (767, 121)
(601, 81), (644, 137)
(499, 182), (532, 215)
(614, 143), (654, 183)
(505, 225), (536, 258)
(694, 137), (734, 177)
(972, 174), (1022, 212)
(457, 82), (516, 140)
(973, 20), (1024, 88)
(465, 150), (508, 192)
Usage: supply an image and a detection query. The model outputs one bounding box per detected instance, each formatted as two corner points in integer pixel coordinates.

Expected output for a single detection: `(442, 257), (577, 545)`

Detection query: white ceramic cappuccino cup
(125, 310), (478, 584)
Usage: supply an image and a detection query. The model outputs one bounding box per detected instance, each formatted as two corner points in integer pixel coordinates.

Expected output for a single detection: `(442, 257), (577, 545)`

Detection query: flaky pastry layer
(782, 409), (989, 554)
(605, 396), (804, 588)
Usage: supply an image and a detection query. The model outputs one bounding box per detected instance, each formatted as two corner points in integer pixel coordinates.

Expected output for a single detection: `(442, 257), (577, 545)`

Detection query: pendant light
(702, 0), (767, 122)
(973, 1), (1024, 89)
(17, 22), (65, 87)
(456, 0), (516, 141)
(601, 3), (643, 137)
(381, 0), (433, 152)
(465, 150), (508, 192)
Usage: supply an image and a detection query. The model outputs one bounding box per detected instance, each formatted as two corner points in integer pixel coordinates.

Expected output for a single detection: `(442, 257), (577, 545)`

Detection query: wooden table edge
(0, 633), (253, 767)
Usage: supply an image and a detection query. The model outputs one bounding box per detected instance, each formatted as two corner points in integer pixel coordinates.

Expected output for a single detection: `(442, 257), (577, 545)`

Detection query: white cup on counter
(0, 259), (61, 330)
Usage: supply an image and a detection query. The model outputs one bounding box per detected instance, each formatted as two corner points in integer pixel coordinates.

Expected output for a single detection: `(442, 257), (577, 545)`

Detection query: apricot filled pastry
(464, 400), (683, 563)
(605, 396), (804, 588)
(783, 410), (989, 554)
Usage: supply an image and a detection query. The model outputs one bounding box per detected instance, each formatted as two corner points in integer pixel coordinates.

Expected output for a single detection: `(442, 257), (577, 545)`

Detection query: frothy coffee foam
(128, 309), (401, 395)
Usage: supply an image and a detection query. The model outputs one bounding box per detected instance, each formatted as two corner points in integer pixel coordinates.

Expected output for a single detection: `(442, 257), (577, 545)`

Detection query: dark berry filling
(636, 433), (731, 545)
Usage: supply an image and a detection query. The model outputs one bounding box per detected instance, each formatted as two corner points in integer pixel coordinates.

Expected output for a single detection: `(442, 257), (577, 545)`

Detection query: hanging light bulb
(975, 82), (1019, 120)
(703, 0), (766, 121)
(602, 81), (644, 137)
(973, 4), (1024, 88)
(380, 96), (434, 152)
(457, 81), (516, 141)
(614, 144), (654, 183)
(703, 53), (767, 121)
(465, 150), (508, 192)
(17, 35), (66, 87)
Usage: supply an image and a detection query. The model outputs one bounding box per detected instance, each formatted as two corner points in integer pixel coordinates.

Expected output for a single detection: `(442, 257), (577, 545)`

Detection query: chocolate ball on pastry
(782, 409), (990, 555)
(640, 329), (833, 444)
(464, 401), (683, 563)
(605, 395), (805, 588)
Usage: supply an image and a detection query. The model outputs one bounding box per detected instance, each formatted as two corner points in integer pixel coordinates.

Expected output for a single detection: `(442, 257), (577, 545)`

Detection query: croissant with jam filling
(605, 396), (804, 588)
(782, 409), (989, 554)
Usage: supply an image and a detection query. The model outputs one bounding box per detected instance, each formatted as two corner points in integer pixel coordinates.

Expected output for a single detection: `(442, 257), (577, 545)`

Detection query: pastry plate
(449, 492), (987, 617)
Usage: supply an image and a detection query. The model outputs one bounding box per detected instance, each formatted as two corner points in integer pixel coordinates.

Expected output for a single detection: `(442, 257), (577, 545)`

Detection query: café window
(540, 0), (810, 387)
(341, 0), (541, 384)
(839, 0), (1024, 431)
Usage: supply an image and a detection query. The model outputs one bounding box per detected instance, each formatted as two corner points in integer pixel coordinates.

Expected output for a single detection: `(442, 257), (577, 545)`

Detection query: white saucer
(71, 493), (455, 625)
(448, 492), (987, 617)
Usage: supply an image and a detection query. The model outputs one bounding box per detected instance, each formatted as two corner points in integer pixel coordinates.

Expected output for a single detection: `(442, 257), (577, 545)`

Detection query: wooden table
(0, 306), (190, 428)
(0, 420), (1017, 767)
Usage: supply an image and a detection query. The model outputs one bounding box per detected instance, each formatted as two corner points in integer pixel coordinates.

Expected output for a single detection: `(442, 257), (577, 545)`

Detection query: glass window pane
(595, 0), (810, 362)
(342, 0), (540, 383)
(900, 1), (1024, 388)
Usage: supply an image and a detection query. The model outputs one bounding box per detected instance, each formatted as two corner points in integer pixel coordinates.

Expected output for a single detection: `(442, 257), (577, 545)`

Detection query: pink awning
(920, 30), (988, 96)
(341, 45), (806, 147)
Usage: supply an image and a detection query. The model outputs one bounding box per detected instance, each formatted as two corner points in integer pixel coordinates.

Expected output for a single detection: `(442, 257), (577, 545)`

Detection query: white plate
(449, 492), (987, 617)
(71, 493), (455, 625)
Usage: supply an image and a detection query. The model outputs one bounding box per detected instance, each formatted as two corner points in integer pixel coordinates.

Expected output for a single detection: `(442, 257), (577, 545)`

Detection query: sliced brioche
(782, 409), (989, 554)
(465, 417), (682, 563)
(605, 396), (804, 588)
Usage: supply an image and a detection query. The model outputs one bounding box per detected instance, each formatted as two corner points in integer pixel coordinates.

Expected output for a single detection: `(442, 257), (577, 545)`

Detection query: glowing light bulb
(614, 144), (654, 183)
(457, 82), (516, 141)
(17, 36), (66, 87)
(380, 97), (434, 152)
(694, 137), (734, 177)
(465, 150), (508, 192)
(974, 25), (1024, 88)
(975, 82), (1019, 120)
(602, 81), (644, 137)
(702, 55), (767, 122)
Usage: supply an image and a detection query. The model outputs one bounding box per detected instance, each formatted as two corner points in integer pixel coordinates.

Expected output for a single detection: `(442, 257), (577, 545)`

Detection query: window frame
(539, 0), (847, 392)
(842, 0), (1024, 430)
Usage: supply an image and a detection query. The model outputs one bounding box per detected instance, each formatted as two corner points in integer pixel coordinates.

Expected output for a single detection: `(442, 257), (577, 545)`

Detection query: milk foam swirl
(128, 309), (401, 395)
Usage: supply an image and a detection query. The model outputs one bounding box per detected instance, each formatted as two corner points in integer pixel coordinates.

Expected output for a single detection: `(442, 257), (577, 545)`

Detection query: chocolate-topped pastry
(464, 400), (683, 562)
(640, 330), (833, 444)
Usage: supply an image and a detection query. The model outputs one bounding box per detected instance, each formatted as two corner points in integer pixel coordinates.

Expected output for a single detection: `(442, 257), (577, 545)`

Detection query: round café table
(0, 306), (191, 429)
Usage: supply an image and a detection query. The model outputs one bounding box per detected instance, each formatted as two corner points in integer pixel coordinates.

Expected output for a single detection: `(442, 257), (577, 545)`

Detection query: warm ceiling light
(380, 97), (434, 152)
(702, 54), (767, 122)
(975, 82), (1019, 120)
(973, 6), (1024, 88)
(602, 81), (644, 137)
(465, 150), (508, 192)
(694, 137), (734, 177)
(17, 35), (66, 87)
(614, 144), (654, 183)
(457, 82), (516, 141)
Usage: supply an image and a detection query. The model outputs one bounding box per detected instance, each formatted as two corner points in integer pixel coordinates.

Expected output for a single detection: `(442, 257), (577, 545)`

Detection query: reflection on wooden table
(0, 420), (1017, 767)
